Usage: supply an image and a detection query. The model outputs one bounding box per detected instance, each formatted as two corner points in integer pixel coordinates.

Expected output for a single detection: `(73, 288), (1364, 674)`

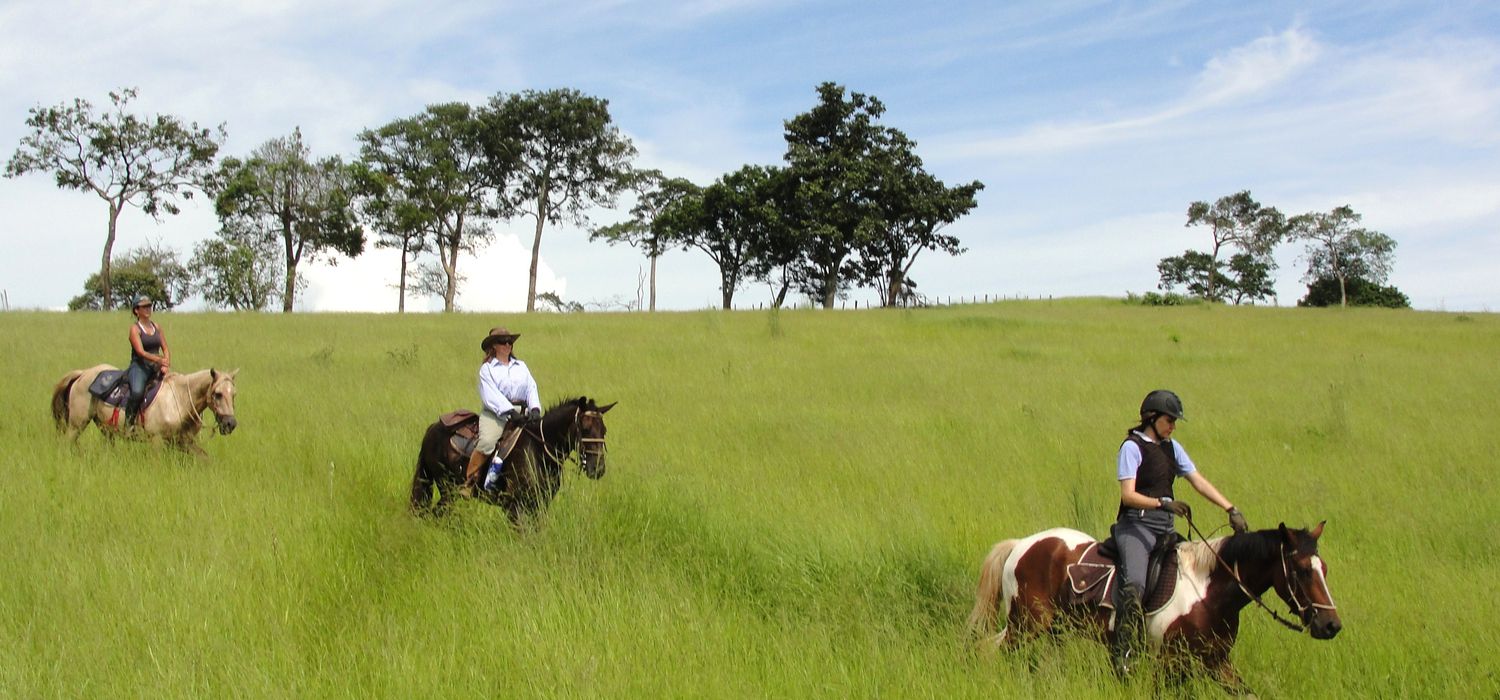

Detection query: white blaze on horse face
(1310, 555), (1337, 608)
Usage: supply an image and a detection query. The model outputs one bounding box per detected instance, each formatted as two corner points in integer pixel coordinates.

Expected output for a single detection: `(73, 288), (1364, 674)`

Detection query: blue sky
(2, 0), (1497, 311)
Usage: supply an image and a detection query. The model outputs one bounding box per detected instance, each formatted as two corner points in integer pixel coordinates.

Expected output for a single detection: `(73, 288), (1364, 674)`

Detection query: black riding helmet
(1140, 389), (1185, 421)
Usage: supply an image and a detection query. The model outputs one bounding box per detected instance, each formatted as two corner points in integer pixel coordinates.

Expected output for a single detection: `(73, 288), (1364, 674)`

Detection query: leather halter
(522, 407), (607, 468)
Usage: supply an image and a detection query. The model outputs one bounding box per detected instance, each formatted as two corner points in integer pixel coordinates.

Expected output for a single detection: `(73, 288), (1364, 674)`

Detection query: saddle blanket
(1064, 541), (1180, 616)
(87, 369), (162, 409)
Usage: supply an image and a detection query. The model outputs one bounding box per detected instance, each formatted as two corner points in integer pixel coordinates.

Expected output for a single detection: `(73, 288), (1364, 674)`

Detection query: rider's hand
(1228, 507), (1249, 534)
(528, 407), (541, 421)
(1158, 497), (1191, 518)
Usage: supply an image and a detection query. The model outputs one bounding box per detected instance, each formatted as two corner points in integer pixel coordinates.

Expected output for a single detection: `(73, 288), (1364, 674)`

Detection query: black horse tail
(409, 421), (442, 514)
(52, 370), (83, 432)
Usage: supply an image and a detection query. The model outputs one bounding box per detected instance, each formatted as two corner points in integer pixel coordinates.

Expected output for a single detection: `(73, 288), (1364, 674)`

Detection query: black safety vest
(1117, 432), (1180, 518)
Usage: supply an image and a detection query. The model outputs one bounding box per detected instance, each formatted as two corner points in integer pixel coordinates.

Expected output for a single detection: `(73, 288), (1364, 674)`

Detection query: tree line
(1155, 191), (1408, 308)
(6, 83), (983, 313)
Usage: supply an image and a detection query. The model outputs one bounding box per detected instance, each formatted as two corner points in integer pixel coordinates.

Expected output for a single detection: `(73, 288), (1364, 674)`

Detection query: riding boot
(460, 449), (489, 497)
(1111, 586), (1145, 679)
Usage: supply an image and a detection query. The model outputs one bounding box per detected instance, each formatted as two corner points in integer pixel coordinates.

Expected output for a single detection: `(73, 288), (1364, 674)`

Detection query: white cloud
(302, 233), (562, 312)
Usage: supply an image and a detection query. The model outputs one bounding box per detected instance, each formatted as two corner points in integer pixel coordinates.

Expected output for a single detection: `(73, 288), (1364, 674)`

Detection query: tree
(68, 242), (192, 311)
(1298, 275), (1410, 308)
(356, 104), (505, 312)
(1288, 205), (1397, 308)
(1157, 250), (1275, 304)
(490, 89), (637, 312)
(188, 232), (281, 311)
(588, 169), (694, 311)
(213, 128), (364, 312)
(658, 169), (785, 310)
(857, 147), (983, 307)
(5, 88), (224, 308)
(351, 163), (429, 312)
(1184, 191), (1285, 302)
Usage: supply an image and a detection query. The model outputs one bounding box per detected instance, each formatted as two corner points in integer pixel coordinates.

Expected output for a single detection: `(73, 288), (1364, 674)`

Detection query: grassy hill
(2, 300), (1496, 698)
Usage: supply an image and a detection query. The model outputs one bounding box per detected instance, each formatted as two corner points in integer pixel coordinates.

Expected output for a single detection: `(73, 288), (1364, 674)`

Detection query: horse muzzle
(582, 451), (606, 479)
(1309, 612), (1342, 640)
(218, 415), (238, 435)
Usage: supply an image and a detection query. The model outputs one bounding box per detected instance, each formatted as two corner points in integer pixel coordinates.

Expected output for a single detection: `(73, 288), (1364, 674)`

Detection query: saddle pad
(87, 369), (162, 409)
(1064, 541), (1182, 615)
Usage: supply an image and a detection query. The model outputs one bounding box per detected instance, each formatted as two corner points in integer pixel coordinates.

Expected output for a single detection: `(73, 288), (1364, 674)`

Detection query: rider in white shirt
(463, 326), (542, 495)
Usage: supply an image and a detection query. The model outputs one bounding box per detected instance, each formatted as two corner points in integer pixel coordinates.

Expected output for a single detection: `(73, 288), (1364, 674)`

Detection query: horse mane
(1181, 529), (1289, 577)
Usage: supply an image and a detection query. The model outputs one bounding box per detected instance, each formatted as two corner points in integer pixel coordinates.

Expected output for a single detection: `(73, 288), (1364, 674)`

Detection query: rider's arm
(1118, 478), (1165, 510)
(477, 363), (515, 416)
(523, 369), (541, 412)
(1183, 471), (1234, 512)
(156, 328), (170, 371)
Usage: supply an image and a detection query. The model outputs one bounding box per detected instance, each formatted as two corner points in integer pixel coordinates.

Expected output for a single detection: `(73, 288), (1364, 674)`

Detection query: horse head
(208, 369), (239, 435)
(1275, 521), (1342, 640)
(576, 397), (615, 480)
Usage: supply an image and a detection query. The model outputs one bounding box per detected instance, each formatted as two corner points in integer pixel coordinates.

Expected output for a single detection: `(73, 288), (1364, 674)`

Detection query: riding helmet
(1140, 389), (1185, 420)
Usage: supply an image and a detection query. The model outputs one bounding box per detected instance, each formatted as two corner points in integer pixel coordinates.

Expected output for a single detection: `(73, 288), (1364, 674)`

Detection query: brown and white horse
(969, 523), (1341, 693)
(52, 365), (239, 456)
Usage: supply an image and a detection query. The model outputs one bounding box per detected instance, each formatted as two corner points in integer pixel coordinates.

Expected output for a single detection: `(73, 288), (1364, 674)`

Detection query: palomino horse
(969, 522), (1341, 694)
(52, 365), (239, 456)
(410, 396), (614, 524)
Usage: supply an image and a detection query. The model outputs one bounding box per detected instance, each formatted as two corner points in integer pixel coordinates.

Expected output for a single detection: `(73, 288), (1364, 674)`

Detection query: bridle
(522, 407), (607, 470)
(1183, 514), (1335, 633)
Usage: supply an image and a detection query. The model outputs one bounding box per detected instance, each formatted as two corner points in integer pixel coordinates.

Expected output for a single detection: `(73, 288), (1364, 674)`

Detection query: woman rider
(463, 326), (542, 496)
(125, 295), (171, 430)
(1110, 389), (1249, 677)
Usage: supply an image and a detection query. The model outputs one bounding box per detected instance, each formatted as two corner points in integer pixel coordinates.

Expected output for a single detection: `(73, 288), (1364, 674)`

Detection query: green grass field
(2, 300), (1497, 698)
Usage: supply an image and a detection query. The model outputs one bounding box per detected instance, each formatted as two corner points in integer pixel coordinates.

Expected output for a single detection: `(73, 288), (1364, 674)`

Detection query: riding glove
(528, 407), (541, 421)
(1158, 497), (1192, 518)
(1228, 508), (1249, 534)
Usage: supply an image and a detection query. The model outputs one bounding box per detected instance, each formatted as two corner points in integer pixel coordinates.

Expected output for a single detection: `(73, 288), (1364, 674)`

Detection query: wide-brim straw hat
(481, 326), (520, 351)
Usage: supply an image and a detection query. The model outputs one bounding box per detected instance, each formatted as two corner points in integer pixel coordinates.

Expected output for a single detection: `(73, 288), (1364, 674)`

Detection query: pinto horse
(969, 522), (1341, 693)
(52, 365), (239, 456)
(409, 396), (614, 524)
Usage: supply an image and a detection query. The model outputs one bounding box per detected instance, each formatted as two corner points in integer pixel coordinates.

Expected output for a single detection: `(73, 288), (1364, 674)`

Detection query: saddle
(438, 409), (523, 461)
(1064, 531), (1183, 615)
(87, 369), (162, 415)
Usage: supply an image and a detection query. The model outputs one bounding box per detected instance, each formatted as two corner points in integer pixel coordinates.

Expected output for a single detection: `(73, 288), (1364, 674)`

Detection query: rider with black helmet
(1109, 389), (1248, 677)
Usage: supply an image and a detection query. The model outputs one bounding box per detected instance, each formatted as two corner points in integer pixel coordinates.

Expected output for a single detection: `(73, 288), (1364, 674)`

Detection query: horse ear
(211, 369), (218, 381)
(598, 402), (617, 414)
(1309, 521), (1326, 539)
(1278, 522), (1292, 544)
(230, 368), (240, 379)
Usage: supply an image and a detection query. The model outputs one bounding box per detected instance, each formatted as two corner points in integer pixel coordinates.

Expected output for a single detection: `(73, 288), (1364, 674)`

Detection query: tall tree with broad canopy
(588, 169), (695, 312)
(1157, 250), (1274, 304)
(213, 128), (364, 312)
(657, 166), (788, 309)
(5, 88), (224, 308)
(1184, 191), (1286, 302)
(351, 162), (431, 313)
(856, 139), (983, 307)
(1288, 205), (1397, 308)
(489, 89), (636, 312)
(356, 104), (508, 312)
(783, 82), (902, 308)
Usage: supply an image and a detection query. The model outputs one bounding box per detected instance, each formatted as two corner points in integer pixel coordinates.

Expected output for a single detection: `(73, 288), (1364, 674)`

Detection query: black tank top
(132, 322), (162, 367)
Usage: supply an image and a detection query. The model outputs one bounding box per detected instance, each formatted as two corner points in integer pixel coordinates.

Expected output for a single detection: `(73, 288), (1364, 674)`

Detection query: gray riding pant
(1111, 509), (1175, 607)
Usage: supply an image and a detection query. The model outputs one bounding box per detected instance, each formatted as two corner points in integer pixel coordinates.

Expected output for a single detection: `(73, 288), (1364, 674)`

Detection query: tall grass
(1, 301), (1496, 697)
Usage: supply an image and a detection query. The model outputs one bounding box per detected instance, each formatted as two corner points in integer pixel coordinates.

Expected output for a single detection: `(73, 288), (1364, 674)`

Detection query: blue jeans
(125, 360), (155, 420)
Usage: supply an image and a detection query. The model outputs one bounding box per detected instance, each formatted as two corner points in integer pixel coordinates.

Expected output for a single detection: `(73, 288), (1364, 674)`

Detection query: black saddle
(87, 369), (162, 409)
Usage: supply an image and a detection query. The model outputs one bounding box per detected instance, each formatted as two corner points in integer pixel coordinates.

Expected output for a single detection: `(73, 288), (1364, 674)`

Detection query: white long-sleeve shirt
(477, 356), (541, 416)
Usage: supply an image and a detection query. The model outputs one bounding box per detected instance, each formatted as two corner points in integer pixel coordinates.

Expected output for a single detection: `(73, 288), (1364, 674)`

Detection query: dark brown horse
(969, 522), (1341, 694)
(409, 396), (615, 524)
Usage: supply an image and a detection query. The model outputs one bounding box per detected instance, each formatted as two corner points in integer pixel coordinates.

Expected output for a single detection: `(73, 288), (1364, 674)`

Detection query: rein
(1182, 514), (1308, 633)
(520, 408), (606, 468)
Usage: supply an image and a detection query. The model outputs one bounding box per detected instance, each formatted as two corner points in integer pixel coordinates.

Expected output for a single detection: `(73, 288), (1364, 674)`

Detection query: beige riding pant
(475, 409), (506, 453)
